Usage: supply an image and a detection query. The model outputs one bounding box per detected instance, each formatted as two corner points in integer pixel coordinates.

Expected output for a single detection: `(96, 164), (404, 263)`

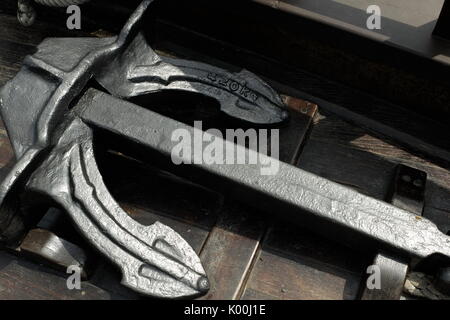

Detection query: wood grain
(0, 251), (110, 300)
(241, 224), (365, 300)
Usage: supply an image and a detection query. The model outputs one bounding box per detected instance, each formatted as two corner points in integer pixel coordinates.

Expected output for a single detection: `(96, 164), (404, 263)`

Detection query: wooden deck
(0, 0), (449, 300)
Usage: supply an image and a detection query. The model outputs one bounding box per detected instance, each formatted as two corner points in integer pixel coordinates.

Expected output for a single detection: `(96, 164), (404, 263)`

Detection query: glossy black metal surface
(0, 0), (288, 298)
(2, 0), (449, 300)
(77, 88), (450, 267)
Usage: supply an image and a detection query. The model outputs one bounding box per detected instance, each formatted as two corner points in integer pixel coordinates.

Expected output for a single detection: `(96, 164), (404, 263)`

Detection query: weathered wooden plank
(87, 262), (142, 300)
(297, 113), (397, 199)
(0, 251), (110, 300)
(0, 39), (35, 72)
(0, 14), (71, 47)
(241, 224), (365, 300)
(0, 65), (19, 87)
(198, 203), (265, 300)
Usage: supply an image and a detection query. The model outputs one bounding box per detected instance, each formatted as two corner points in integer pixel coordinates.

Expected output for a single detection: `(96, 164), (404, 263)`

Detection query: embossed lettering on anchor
(207, 72), (259, 103)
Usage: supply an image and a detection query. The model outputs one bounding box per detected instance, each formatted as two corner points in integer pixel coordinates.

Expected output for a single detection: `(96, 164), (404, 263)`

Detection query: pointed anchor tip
(197, 276), (210, 293)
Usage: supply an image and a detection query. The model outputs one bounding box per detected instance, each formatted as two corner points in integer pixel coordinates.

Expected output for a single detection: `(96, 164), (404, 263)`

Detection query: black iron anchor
(0, 0), (288, 298)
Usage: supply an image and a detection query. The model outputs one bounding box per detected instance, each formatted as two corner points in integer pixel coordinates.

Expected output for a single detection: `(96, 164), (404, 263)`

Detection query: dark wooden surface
(0, 1), (449, 300)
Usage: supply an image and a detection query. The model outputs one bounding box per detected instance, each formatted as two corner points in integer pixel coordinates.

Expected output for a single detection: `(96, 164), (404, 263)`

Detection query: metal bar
(75, 88), (450, 265)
